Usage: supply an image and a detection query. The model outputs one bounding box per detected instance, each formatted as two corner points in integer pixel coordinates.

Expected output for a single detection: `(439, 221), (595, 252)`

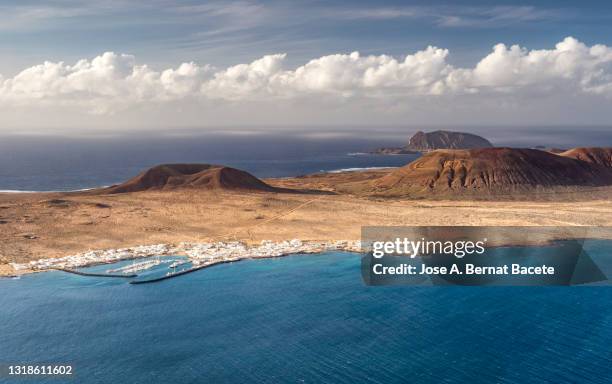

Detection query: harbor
(9, 240), (362, 283)
(130, 261), (220, 284)
(107, 259), (163, 274)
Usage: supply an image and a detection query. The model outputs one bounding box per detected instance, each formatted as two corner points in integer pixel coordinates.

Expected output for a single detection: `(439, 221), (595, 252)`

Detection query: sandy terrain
(1, 178), (611, 274)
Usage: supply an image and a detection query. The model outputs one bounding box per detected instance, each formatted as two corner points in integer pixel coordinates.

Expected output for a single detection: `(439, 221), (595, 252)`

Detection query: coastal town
(9, 239), (362, 275)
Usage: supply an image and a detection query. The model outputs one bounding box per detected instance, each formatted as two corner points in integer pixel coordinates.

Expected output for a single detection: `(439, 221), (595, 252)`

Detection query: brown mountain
(362, 148), (612, 197)
(559, 147), (612, 168)
(407, 130), (493, 151)
(371, 130), (492, 154)
(102, 164), (280, 194)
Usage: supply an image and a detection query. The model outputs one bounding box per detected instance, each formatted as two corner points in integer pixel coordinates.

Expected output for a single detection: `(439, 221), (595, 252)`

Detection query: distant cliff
(372, 130), (493, 154)
(407, 130), (493, 151)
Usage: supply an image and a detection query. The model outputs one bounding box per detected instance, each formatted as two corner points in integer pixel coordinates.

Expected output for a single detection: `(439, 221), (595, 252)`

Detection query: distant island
(372, 130), (493, 154)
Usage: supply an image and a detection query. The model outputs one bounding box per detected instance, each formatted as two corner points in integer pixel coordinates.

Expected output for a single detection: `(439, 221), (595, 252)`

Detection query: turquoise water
(1, 250), (611, 384)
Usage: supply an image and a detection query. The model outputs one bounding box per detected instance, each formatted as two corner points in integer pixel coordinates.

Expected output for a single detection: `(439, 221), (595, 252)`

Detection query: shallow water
(1, 248), (611, 384)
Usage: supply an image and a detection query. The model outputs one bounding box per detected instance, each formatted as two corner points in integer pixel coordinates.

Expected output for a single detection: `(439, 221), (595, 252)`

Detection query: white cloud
(202, 54), (285, 99)
(1, 37), (612, 116)
(0, 52), (213, 113)
(268, 48), (452, 98)
(465, 37), (612, 93)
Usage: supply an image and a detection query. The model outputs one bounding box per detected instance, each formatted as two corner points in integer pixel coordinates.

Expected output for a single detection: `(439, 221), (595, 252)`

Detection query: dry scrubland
(1, 179), (611, 273)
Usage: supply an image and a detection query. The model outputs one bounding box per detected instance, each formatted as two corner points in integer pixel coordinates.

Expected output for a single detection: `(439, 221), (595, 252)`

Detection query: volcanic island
(1, 146), (611, 276)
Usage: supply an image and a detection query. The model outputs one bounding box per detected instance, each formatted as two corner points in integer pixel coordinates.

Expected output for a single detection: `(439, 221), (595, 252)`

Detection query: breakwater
(130, 260), (227, 284)
(54, 268), (137, 278)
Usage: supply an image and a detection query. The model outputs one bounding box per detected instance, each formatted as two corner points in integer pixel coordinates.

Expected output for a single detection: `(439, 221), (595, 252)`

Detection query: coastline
(5, 231), (611, 277)
(4, 239), (362, 276)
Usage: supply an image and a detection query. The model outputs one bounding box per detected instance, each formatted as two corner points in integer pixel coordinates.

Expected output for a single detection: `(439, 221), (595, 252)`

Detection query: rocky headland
(372, 130), (493, 154)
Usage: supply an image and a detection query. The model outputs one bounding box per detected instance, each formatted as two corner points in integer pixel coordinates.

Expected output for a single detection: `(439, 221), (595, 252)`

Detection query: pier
(53, 268), (137, 278)
(130, 260), (227, 284)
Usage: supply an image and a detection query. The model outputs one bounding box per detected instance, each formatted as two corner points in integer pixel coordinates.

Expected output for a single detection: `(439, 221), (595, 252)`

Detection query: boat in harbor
(166, 261), (181, 276)
(168, 260), (189, 269)
(107, 259), (161, 274)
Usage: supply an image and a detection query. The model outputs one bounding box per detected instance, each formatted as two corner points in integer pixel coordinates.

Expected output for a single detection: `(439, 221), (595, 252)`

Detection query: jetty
(53, 268), (137, 278)
(129, 260), (226, 284)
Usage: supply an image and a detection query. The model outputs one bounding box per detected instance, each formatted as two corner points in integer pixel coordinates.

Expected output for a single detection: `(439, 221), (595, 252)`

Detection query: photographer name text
(373, 263), (555, 276)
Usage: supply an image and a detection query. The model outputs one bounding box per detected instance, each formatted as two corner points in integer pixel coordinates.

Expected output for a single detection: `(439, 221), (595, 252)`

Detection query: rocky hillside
(362, 148), (612, 197)
(559, 147), (612, 168)
(102, 164), (281, 194)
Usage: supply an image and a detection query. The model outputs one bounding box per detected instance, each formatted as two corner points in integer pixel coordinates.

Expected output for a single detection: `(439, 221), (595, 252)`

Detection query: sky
(1, 0), (612, 133)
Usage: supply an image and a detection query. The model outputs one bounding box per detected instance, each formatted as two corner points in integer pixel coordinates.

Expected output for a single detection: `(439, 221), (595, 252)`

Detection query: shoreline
(4, 233), (612, 277)
(5, 240), (362, 277)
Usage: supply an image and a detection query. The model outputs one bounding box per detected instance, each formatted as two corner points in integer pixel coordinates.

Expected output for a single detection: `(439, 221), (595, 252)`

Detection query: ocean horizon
(1, 126), (610, 192)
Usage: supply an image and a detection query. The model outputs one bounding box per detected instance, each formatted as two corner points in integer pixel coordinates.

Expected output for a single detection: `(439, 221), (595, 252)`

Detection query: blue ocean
(0, 133), (420, 191)
(1, 250), (611, 384)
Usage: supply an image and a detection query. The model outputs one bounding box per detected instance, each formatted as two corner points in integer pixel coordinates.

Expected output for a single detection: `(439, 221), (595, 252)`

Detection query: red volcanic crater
(367, 147), (612, 196)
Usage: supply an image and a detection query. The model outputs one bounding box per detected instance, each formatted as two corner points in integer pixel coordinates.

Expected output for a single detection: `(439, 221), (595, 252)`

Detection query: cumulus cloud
(0, 52), (213, 113)
(271, 47), (451, 96)
(460, 37), (612, 94)
(202, 54), (286, 99)
(1, 37), (612, 114)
